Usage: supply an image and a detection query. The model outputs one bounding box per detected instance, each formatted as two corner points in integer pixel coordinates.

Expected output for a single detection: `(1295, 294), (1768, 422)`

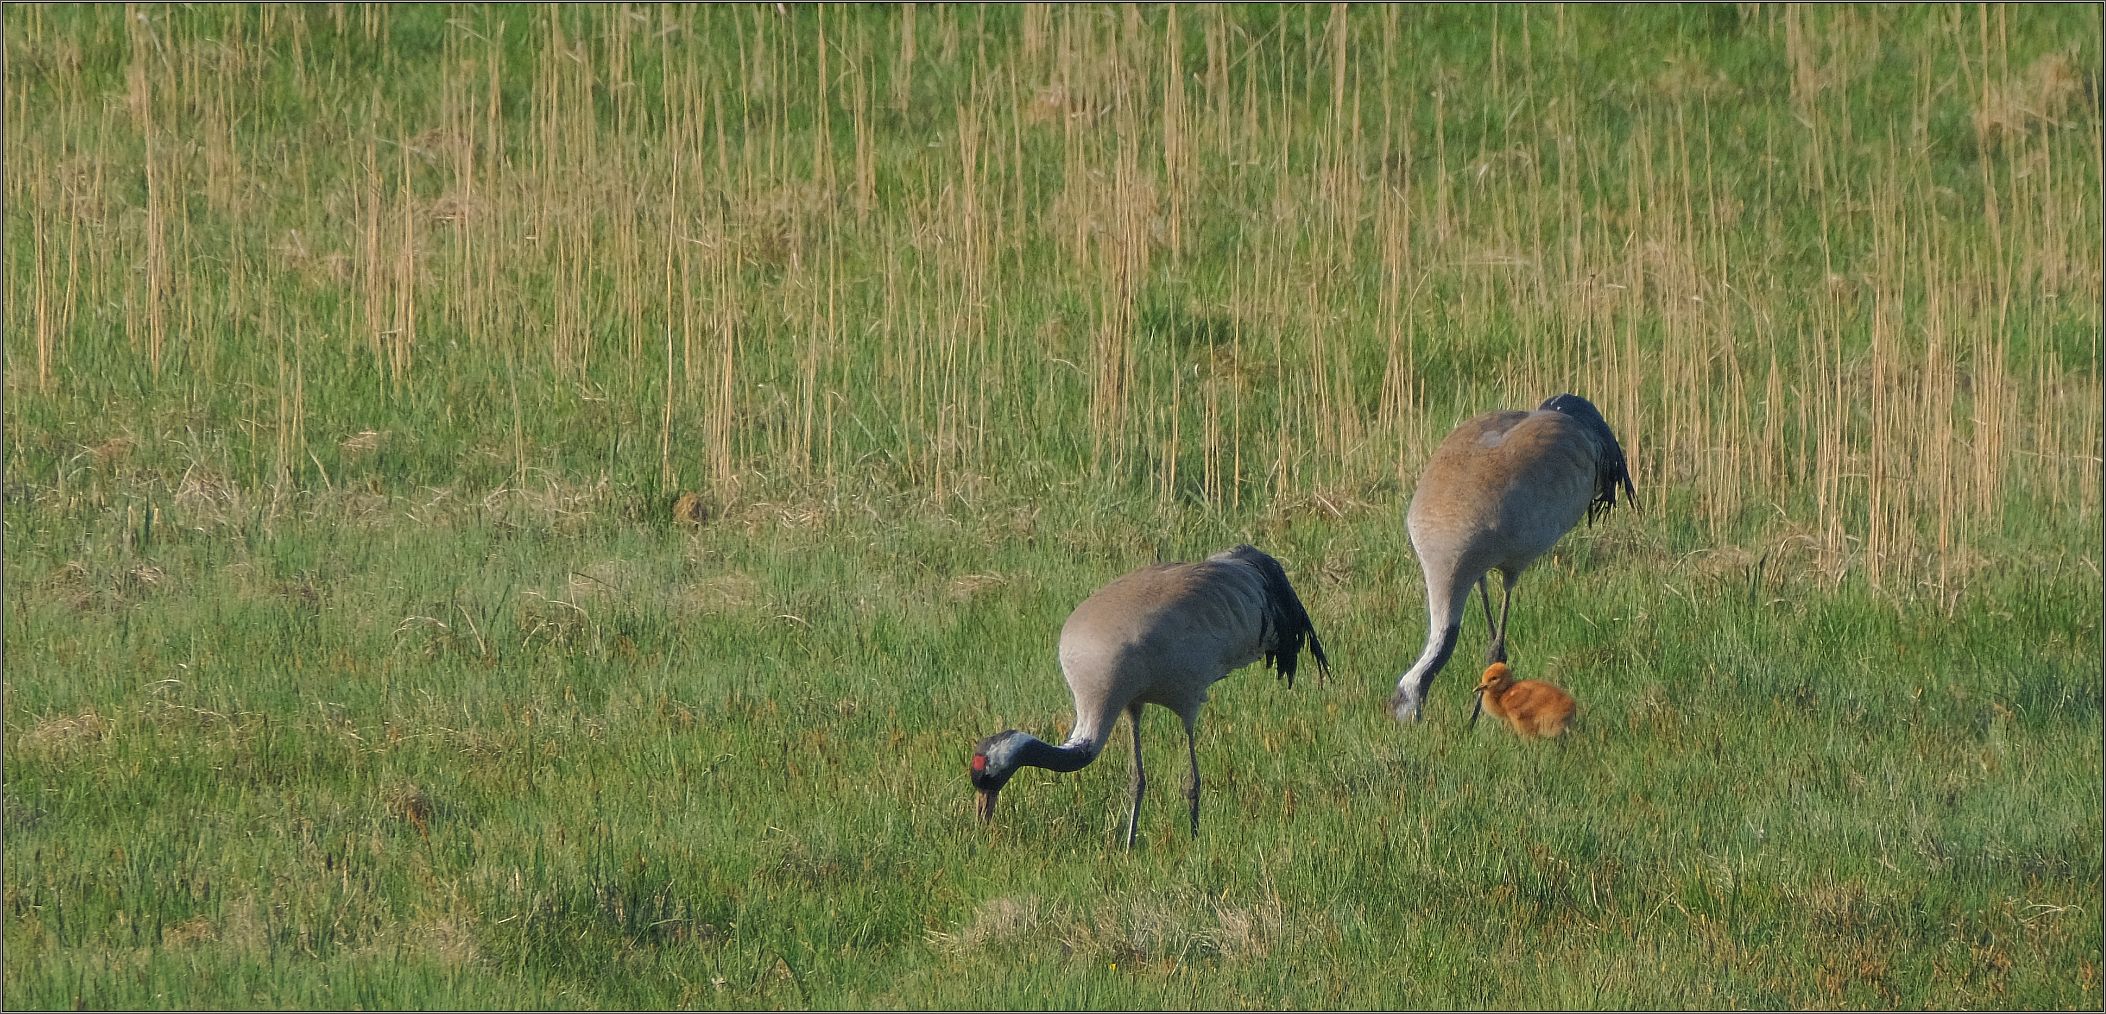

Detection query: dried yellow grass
(18, 709), (115, 754)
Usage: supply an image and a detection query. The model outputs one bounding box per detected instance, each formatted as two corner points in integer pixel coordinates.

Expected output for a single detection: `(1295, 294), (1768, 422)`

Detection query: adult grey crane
(970, 544), (1329, 848)
(1389, 393), (1635, 723)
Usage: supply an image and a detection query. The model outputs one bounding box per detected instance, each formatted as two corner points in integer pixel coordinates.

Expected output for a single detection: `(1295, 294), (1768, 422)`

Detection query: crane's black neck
(1008, 733), (1098, 774)
(1409, 623), (1460, 686)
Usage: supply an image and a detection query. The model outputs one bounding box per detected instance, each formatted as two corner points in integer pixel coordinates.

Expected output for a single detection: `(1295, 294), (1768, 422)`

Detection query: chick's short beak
(975, 787), (999, 824)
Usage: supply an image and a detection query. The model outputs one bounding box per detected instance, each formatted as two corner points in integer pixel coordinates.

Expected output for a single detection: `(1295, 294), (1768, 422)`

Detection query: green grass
(5, 4), (2101, 1009)
(5, 493), (2096, 1008)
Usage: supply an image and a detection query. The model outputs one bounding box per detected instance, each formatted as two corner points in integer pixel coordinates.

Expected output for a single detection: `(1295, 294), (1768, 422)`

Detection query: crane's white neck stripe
(985, 732), (1032, 772)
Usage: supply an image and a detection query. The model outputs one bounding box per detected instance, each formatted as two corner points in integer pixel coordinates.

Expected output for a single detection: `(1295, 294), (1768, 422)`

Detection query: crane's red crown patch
(971, 754), (987, 773)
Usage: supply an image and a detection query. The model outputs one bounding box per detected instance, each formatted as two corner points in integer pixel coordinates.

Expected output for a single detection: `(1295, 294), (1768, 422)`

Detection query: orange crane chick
(1473, 662), (1575, 739)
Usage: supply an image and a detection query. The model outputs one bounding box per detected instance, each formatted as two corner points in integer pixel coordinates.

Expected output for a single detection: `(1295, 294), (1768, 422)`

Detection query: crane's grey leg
(1478, 577), (1499, 646)
(1124, 704), (1146, 849)
(1471, 574), (1513, 724)
(1487, 573), (1516, 664)
(1182, 717), (1201, 839)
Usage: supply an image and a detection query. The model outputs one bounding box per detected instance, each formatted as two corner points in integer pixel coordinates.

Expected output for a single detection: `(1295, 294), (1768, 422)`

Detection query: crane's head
(970, 730), (1028, 823)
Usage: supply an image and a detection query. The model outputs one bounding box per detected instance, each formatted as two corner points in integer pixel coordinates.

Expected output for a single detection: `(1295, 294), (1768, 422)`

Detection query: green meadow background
(4, 4), (2100, 1008)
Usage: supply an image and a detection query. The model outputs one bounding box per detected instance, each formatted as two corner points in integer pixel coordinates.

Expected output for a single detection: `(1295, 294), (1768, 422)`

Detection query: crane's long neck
(1002, 733), (1100, 773)
(1391, 625), (1459, 720)
(974, 701), (1128, 825)
(1391, 567), (1473, 721)
(985, 703), (1121, 776)
(1045, 702), (1130, 768)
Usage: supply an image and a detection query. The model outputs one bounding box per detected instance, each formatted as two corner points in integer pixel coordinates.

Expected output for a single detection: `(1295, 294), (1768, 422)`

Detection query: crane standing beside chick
(1391, 393), (1635, 724)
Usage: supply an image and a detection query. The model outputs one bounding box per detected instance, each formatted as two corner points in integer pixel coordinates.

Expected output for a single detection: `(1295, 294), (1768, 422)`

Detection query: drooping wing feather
(1537, 392), (1637, 522)
(1212, 544), (1330, 688)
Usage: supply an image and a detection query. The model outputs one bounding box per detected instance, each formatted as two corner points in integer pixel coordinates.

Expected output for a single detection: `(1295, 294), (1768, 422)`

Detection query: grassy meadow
(4, 3), (2101, 1008)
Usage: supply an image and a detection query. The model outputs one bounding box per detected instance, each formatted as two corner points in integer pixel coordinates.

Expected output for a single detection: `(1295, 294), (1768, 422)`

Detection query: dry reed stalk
(31, 171), (52, 392)
(392, 144), (417, 384)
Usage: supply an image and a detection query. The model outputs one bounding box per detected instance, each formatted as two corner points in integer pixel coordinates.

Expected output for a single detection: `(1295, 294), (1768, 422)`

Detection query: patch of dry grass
(15, 708), (114, 755)
(1976, 52), (2094, 146)
(930, 888), (1286, 963)
(383, 782), (435, 837)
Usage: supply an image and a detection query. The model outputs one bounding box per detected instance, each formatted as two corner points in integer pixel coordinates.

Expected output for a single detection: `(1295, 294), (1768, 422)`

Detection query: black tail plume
(1214, 544), (1331, 688)
(1538, 392), (1637, 523)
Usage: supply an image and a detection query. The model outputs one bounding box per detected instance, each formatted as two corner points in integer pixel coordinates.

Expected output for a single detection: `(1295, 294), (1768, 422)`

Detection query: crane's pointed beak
(1469, 686), (1486, 726)
(975, 787), (999, 824)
